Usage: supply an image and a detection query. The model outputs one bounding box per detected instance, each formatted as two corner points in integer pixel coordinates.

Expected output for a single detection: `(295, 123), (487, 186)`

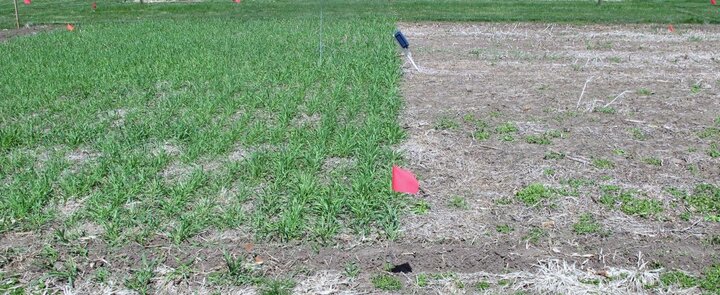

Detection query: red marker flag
(392, 165), (419, 194)
(234, 0), (241, 3)
(712, 0), (717, 5)
(92, 2), (97, 10)
(23, 0), (31, 5)
(668, 24), (675, 33)
(66, 24), (75, 31)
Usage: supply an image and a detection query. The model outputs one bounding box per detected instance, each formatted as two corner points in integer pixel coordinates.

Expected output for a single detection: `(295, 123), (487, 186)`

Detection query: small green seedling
(344, 262), (360, 278)
(434, 116), (460, 130)
(524, 228), (546, 244)
(416, 273), (428, 287)
(691, 83), (702, 94)
(629, 128), (647, 141)
(496, 224), (513, 233)
(637, 88), (652, 96)
(475, 281), (491, 291)
(573, 213), (600, 235)
(474, 130), (490, 141)
(371, 274), (402, 291)
(526, 135), (551, 145)
(412, 200), (430, 215)
(708, 144), (720, 158)
(449, 196), (469, 210)
(592, 158), (615, 169)
(642, 157), (662, 166)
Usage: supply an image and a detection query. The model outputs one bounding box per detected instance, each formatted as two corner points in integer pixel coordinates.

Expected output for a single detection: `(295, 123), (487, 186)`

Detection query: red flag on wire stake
(92, 2), (97, 10)
(234, 0), (241, 3)
(23, 0), (31, 5)
(392, 165), (419, 194)
(66, 24), (75, 31)
(712, 0), (717, 5)
(668, 24), (675, 33)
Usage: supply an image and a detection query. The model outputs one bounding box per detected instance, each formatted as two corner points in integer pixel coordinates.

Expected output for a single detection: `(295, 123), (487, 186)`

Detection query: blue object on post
(394, 30), (409, 49)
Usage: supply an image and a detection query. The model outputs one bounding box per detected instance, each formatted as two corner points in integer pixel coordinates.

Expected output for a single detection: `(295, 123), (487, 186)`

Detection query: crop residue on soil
(397, 22), (719, 277)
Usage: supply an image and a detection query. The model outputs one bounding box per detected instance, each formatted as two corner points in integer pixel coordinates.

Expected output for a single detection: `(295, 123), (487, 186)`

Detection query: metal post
(13, 0), (20, 29)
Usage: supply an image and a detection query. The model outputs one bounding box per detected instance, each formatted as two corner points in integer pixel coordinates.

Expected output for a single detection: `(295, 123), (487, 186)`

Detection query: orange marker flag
(23, 0), (31, 5)
(392, 165), (419, 194)
(66, 24), (75, 31)
(668, 24), (675, 33)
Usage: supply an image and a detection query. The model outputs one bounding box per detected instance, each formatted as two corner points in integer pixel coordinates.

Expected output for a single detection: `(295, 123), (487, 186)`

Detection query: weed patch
(637, 88), (652, 95)
(544, 151), (565, 160)
(629, 128), (647, 141)
(592, 158), (615, 169)
(475, 280), (491, 291)
(496, 224), (514, 234)
(434, 116), (460, 130)
(660, 265), (720, 293)
(682, 184), (720, 221)
(496, 122), (519, 134)
(600, 187), (662, 218)
(523, 228), (545, 244)
(526, 135), (551, 145)
(573, 213), (601, 235)
(642, 157), (662, 166)
(412, 200), (430, 215)
(708, 143), (719, 158)
(516, 183), (554, 206)
(372, 274), (402, 291)
(448, 196), (469, 210)
(660, 271), (697, 288)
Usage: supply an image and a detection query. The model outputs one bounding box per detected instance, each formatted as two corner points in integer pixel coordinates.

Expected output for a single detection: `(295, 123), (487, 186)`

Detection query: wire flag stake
(13, 0), (20, 29)
(394, 30), (420, 71)
(405, 51), (420, 71)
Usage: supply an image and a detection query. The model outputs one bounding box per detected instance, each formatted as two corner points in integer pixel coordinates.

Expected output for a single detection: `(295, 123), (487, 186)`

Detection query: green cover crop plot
(2, 0), (719, 30)
(0, 18), (406, 242)
(0, 18), (410, 292)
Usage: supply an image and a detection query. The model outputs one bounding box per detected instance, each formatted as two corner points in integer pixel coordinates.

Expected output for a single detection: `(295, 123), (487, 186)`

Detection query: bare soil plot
(392, 22), (720, 291)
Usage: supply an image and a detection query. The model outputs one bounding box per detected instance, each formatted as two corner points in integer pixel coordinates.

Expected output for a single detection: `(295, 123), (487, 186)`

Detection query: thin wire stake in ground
(575, 76), (594, 110)
(13, 0), (20, 29)
(318, 0), (324, 65)
(405, 50), (420, 71)
(604, 90), (630, 108)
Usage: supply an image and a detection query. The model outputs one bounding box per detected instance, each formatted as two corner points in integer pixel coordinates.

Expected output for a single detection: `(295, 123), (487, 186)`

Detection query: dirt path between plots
(0, 25), (55, 42)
